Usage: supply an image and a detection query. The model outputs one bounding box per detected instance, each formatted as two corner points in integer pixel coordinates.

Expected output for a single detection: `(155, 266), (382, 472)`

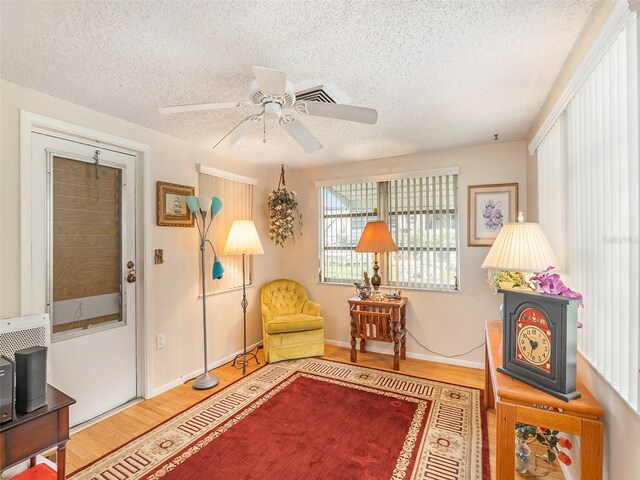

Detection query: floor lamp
(223, 220), (264, 375)
(187, 194), (224, 390)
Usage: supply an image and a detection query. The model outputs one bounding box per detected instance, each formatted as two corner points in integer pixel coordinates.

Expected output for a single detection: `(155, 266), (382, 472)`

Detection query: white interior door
(32, 133), (138, 427)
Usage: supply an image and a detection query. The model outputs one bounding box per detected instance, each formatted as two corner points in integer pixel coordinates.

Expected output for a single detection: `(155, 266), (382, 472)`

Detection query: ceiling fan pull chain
(278, 164), (286, 190)
(263, 115), (267, 144)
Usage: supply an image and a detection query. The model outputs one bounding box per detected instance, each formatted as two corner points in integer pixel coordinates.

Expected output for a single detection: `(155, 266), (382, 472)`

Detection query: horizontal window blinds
(198, 173), (254, 294)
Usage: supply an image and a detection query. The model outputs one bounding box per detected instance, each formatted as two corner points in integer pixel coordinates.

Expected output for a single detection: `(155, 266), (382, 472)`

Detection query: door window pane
(51, 157), (122, 335)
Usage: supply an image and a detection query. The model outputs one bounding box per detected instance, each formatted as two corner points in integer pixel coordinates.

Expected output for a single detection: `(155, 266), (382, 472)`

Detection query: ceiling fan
(158, 66), (378, 153)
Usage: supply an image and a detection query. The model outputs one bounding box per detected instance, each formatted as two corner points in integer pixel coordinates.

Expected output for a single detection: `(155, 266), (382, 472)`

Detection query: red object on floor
(151, 375), (431, 480)
(11, 464), (57, 480)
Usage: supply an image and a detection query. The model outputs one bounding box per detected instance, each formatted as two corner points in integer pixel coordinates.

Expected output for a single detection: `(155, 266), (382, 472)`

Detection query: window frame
(317, 168), (460, 292)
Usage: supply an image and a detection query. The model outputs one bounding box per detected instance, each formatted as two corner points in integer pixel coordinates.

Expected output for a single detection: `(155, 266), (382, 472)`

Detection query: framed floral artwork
(157, 181), (195, 227)
(467, 183), (518, 246)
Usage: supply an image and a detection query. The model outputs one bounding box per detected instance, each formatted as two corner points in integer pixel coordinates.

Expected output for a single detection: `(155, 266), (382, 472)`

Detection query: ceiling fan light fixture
(264, 102), (282, 116)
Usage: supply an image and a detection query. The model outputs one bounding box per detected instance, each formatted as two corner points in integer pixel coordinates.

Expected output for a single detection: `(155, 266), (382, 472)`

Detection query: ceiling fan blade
(213, 115), (261, 150)
(303, 101), (378, 124)
(159, 101), (246, 114)
(252, 66), (288, 96)
(280, 116), (323, 153)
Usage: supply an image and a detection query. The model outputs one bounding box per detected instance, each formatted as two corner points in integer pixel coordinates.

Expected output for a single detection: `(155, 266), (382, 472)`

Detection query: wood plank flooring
(65, 344), (564, 479)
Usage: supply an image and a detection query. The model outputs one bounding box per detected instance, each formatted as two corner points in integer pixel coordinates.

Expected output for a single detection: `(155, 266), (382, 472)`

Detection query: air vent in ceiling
(295, 86), (337, 103)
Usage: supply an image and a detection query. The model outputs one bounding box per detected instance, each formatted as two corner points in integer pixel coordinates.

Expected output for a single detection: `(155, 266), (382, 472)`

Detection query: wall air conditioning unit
(0, 313), (50, 361)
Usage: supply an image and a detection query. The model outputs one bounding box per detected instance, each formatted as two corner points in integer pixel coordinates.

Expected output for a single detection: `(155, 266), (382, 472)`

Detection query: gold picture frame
(467, 183), (518, 246)
(157, 181), (195, 227)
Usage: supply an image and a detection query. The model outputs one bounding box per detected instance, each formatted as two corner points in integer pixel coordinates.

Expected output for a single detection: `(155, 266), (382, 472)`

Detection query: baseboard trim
(324, 339), (484, 370)
(150, 339), (483, 399)
(150, 341), (262, 398)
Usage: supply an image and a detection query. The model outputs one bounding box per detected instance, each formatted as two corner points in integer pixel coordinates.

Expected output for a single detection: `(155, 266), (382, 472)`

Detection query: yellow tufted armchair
(261, 279), (325, 363)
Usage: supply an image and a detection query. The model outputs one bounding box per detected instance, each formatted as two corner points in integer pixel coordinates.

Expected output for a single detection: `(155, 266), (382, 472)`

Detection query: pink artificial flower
(530, 267), (584, 327)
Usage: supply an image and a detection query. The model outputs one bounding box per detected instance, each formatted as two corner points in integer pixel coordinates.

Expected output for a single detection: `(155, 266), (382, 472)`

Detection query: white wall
(281, 141), (528, 366)
(0, 80), (527, 389)
(0, 80), (282, 393)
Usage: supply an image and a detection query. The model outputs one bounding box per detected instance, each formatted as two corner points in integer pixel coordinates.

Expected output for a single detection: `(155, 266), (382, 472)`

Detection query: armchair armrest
(302, 300), (322, 316)
(261, 304), (272, 323)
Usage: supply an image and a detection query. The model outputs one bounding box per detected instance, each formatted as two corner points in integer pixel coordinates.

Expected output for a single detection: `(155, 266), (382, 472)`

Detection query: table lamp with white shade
(223, 220), (264, 375)
(481, 213), (583, 402)
(355, 221), (398, 300)
(481, 211), (558, 284)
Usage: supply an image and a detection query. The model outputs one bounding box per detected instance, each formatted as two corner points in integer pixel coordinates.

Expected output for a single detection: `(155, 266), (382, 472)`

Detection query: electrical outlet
(156, 334), (165, 349)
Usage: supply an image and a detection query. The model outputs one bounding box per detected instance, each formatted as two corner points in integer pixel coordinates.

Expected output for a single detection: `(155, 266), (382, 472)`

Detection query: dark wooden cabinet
(348, 296), (407, 370)
(1, 385), (75, 479)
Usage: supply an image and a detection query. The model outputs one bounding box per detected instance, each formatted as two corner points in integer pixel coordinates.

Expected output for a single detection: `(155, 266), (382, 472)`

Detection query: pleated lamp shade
(355, 221), (398, 253)
(481, 213), (557, 272)
(223, 220), (264, 256)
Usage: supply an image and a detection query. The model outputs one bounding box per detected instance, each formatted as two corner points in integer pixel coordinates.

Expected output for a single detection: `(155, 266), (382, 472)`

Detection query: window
(535, 14), (640, 412)
(198, 166), (256, 294)
(318, 169), (459, 291)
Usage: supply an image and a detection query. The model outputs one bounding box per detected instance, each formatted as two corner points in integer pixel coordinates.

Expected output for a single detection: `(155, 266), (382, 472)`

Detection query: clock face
(515, 307), (551, 372)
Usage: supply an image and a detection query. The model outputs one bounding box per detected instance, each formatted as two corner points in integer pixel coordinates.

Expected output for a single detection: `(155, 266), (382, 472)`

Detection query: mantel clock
(498, 289), (581, 402)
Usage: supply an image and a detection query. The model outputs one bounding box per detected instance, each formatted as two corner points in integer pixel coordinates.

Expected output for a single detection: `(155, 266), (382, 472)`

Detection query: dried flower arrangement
(268, 165), (302, 247)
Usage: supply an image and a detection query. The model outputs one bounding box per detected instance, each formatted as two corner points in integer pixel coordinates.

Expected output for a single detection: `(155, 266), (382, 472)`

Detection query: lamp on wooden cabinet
(481, 212), (582, 401)
(186, 194), (224, 390)
(223, 220), (264, 375)
(481, 211), (558, 279)
(355, 221), (397, 300)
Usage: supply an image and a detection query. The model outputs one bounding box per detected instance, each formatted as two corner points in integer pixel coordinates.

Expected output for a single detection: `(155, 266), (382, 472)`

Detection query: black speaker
(15, 346), (47, 413)
(0, 355), (14, 423)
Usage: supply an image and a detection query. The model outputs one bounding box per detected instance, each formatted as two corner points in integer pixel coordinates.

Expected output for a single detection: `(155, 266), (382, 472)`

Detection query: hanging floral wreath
(268, 165), (302, 247)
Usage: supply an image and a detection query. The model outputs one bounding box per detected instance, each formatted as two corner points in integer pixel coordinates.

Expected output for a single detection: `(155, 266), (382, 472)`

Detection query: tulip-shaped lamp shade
(211, 196), (223, 217)
(481, 212), (558, 273)
(355, 221), (397, 300)
(186, 195), (200, 216)
(223, 220), (264, 375)
(212, 256), (224, 280)
(198, 195), (212, 219)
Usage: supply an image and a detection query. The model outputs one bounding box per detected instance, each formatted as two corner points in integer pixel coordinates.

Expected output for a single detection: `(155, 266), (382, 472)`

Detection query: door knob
(126, 261), (136, 283)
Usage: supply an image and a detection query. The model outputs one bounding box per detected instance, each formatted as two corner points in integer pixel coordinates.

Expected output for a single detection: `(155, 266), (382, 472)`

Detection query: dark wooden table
(0, 385), (75, 480)
(485, 321), (604, 479)
(348, 296), (407, 370)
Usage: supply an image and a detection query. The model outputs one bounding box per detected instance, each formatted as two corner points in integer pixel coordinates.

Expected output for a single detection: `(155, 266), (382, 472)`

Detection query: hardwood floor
(65, 344), (564, 479)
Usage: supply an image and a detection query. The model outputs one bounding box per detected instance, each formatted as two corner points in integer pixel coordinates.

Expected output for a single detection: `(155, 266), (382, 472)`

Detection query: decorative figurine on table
(354, 271), (372, 299)
(385, 290), (402, 300)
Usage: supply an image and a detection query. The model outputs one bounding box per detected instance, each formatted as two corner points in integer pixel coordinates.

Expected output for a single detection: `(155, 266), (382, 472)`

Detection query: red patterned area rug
(69, 359), (489, 480)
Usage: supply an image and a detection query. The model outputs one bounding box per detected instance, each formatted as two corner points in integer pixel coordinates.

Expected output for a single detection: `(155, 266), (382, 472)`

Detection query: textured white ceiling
(1, 0), (600, 168)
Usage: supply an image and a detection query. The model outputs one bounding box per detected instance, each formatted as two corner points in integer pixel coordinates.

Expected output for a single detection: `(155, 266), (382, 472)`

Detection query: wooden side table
(348, 296), (407, 370)
(485, 321), (604, 479)
(0, 384), (75, 480)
